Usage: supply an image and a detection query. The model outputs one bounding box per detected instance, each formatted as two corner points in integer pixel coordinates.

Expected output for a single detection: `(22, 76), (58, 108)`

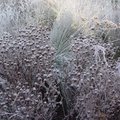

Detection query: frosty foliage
(0, 25), (120, 120)
(50, 12), (75, 59)
(0, 0), (119, 36)
(0, 0), (120, 120)
(0, 0), (34, 34)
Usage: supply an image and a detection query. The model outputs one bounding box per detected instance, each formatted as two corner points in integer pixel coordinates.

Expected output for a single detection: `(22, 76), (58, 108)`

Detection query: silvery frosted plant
(50, 11), (79, 116)
(50, 11), (77, 67)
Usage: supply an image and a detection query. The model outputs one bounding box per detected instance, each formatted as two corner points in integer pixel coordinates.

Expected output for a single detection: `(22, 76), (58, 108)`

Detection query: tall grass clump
(50, 11), (77, 116)
(51, 12), (76, 62)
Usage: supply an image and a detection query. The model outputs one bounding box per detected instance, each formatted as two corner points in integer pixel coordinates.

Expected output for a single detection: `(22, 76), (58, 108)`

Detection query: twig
(11, 92), (20, 106)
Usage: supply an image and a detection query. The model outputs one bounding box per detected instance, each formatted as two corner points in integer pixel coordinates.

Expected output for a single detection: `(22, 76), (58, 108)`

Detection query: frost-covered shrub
(0, 25), (54, 84)
(0, 0), (120, 120)
(0, 24), (120, 120)
(50, 12), (76, 63)
(0, 0), (56, 35)
(0, 0), (34, 34)
(69, 34), (120, 119)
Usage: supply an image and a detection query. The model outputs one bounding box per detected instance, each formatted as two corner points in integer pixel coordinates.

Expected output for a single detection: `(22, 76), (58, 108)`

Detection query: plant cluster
(0, 24), (120, 120)
(0, 0), (120, 120)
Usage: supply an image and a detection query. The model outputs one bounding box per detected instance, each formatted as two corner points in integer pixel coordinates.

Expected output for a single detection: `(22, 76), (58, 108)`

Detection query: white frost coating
(93, 45), (108, 66)
(116, 62), (120, 76)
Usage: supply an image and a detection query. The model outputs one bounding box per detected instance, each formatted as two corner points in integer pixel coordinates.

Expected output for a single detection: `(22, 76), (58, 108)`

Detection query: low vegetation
(0, 0), (120, 120)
